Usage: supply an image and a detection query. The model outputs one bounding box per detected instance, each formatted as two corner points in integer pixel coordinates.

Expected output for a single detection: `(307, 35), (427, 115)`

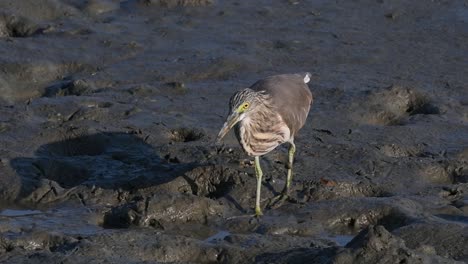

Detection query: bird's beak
(217, 112), (241, 143)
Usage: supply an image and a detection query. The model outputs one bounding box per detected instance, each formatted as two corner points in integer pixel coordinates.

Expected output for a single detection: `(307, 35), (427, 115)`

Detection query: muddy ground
(0, 0), (467, 263)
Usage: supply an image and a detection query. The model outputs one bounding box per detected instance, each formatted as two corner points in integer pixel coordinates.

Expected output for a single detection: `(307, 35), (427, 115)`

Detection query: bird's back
(250, 73), (313, 136)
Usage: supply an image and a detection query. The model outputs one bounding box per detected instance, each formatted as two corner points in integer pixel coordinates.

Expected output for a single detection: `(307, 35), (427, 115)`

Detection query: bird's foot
(255, 207), (263, 217)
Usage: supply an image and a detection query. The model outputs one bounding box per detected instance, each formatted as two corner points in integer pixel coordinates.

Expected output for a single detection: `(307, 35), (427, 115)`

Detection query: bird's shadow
(10, 132), (196, 202)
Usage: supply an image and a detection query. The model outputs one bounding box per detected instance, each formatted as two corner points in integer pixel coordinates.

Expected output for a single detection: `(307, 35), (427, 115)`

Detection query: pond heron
(217, 73), (313, 216)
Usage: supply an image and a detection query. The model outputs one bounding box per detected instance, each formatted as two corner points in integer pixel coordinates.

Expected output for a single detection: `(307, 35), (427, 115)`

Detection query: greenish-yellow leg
(254, 156), (263, 216)
(284, 141), (296, 194)
(268, 142), (296, 209)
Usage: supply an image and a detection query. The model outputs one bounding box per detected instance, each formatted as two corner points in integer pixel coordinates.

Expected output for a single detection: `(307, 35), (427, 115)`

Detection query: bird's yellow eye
(237, 102), (249, 112)
(239, 103), (250, 112)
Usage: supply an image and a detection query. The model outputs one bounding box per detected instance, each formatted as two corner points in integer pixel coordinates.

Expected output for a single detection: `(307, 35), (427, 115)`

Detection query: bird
(216, 72), (313, 216)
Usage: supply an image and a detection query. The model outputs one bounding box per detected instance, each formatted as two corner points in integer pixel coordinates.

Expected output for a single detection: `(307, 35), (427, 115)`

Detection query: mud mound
(356, 85), (439, 125)
(419, 160), (467, 184)
(395, 223), (468, 261)
(0, 61), (94, 101)
(0, 13), (41, 38)
(0, 0), (77, 21)
(334, 225), (456, 263)
(253, 225), (457, 263)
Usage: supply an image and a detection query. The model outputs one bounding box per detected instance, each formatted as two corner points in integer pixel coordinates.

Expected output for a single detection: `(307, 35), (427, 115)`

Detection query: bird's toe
(267, 193), (289, 209)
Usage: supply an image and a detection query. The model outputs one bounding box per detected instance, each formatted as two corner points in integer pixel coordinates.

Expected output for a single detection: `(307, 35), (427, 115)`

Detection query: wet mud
(0, 0), (467, 263)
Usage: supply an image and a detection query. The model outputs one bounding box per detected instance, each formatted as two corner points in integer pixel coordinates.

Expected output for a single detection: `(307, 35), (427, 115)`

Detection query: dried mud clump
(356, 85), (439, 126)
(43, 79), (95, 97)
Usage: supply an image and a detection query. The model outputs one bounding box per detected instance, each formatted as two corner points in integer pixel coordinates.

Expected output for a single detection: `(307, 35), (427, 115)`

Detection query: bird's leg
(284, 141), (296, 194)
(268, 141), (296, 209)
(254, 156), (263, 216)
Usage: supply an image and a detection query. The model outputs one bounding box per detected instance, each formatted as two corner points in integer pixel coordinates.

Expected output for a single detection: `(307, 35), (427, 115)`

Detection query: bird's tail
(303, 72), (311, 83)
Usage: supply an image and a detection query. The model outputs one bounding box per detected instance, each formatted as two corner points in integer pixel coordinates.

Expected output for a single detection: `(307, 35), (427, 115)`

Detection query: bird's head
(216, 88), (263, 143)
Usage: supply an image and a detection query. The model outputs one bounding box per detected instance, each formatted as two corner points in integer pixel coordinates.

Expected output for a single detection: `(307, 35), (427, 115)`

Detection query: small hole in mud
(5, 244), (14, 252)
(164, 154), (180, 163)
(407, 100), (439, 116)
(170, 128), (204, 142)
(148, 219), (164, 229)
(207, 180), (234, 199)
(451, 166), (467, 184)
(376, 215), (408, 231)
